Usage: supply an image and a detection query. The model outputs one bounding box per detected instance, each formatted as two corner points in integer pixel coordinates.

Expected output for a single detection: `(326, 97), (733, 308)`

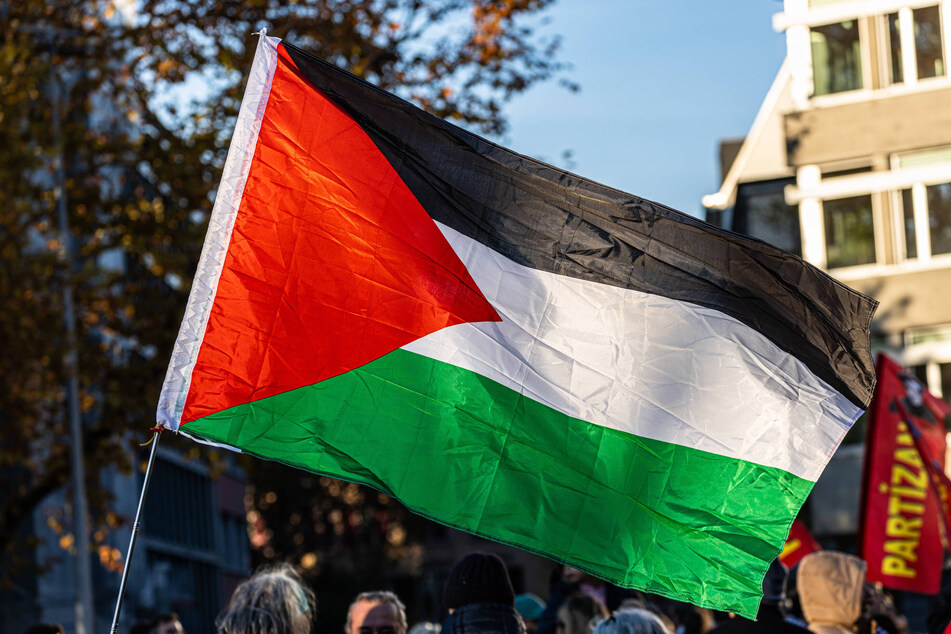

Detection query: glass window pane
(940, 362), (951, 403)
(888, 12), (904, 84)
(734, 180), (802, 256)
(811, 21), (864, 96)
(914, 5), (945, 79)
(927, 182), (951, 255)
(902, 188), (917, 259)
(824, 195), (875, 268)
(911, 364), (929, 385)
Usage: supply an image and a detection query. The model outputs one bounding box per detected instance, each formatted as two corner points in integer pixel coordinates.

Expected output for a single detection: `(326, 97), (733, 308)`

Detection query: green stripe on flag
(184, 348), (812, 617)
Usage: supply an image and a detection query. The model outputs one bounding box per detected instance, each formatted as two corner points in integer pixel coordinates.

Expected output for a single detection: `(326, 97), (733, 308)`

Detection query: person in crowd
(666, 602), (714, 634)
(515, 594), (546, 634)
(130, 620), (153, 634)
(613, 597), (673, 632)
(591, 609), (671, 634)
(441, 552), (525, 634)
(706, 558), (809, 633)
(784, 563), (808, 629)
(22, 624), (64, 634)
(797, 551), (866, 634)
(150, 612), (185, 634)
(408, 622), (441, 634)
(556, 593), (608, 634)
(927, 567), (951, 633)
(217, 563), (316, 634)
(857, 583), (906, 634)
(129, 613), (183, 634)
(346, 591), (408, 634)
(538, 566), (638, 634)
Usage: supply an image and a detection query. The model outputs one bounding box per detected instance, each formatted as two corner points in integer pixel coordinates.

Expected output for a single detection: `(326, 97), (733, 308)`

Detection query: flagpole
(110, 427), (163, 634)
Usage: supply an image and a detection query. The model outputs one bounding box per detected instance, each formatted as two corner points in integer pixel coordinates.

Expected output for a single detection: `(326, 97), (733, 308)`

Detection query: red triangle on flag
(181, 48), (500, 426)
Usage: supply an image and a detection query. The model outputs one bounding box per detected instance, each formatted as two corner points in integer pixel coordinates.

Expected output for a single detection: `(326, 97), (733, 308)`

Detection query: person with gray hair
(345, 591), (408, 634)
(217, 563), (316, 634)
(591, 609), (671, 634)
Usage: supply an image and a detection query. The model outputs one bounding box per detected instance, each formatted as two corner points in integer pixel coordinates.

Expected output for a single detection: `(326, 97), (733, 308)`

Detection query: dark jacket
(444, 603), (526, 634)
(706, 605), (811, 634)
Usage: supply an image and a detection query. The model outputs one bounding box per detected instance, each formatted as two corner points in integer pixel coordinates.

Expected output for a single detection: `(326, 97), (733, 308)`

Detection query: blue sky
(498, 0), (788, 218)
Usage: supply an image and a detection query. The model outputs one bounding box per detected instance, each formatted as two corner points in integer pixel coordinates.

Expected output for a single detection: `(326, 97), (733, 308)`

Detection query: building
(0, 446), (250, 634)
(704, 0), (951, 550)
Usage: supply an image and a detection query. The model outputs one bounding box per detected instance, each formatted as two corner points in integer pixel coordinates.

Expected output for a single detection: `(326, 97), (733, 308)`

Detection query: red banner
(859, 353), (950, 594)
(780, 519), (821, 568)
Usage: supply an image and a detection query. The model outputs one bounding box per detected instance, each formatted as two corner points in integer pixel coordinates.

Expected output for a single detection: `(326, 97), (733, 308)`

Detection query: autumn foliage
(0, 0), (571, 587)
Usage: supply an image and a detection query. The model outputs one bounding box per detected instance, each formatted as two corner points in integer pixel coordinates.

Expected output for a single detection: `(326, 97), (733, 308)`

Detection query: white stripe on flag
(403, 222), (861, 482)
(157, 33), (281, 429)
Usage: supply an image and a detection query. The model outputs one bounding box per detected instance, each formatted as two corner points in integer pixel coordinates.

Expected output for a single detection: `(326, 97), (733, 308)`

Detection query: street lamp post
(50, 38), (96, 634)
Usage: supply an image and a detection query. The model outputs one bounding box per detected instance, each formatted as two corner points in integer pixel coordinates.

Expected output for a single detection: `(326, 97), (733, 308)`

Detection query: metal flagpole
(110, 428), (163, 634)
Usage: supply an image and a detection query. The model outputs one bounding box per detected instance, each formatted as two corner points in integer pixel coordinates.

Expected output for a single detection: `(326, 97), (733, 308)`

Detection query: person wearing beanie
(442, 552), (526, 634)
(515, 594), (546, 634)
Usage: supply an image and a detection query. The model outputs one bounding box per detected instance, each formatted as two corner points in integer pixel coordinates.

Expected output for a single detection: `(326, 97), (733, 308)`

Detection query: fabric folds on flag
(859, 354), (949, 594)
(157, 32), (877, 617)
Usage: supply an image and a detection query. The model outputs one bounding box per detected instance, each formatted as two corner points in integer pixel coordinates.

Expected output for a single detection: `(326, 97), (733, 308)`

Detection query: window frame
(881, 4), (948, 88)
(900, 324), (951, 403)
(808, 17), (871, 98)
(819, 191), (883, 269)
(890, 151), (951, 264)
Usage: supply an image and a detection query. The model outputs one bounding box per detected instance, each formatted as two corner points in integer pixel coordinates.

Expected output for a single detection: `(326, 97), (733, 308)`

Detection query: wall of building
(785, 88), (951, 167)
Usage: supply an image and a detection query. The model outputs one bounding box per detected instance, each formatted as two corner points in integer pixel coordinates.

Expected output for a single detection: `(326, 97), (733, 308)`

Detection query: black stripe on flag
(283, 43), (878, 410)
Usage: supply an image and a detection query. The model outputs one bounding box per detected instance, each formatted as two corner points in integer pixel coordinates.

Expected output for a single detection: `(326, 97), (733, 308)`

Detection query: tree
(0, 0), (572, 586)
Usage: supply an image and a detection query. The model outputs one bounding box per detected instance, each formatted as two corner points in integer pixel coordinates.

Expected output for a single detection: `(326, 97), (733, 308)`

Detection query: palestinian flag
(157, 32), (877, 617)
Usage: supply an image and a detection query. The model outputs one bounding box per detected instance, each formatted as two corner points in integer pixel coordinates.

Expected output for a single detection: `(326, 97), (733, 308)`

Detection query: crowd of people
(21, 550), (951, 634)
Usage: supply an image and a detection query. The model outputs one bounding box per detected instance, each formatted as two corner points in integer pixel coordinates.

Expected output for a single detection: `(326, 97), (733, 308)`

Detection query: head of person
(797, 551), (866, 629)
(345, 591), (408, 634)
(217, 563), (315, 634)
(784, 563), (804, 621)
(760, 558), (788, 613)
(23, 625), (64, 634)
(407, 622), (441, 634)
(515, 594), (545, 634)
(442, 553), (524, 634)
(151, 613), (185, 634)
(443, 552), (516, 612)
(556, 593), (609, 634)
(592, 609), (671, 634)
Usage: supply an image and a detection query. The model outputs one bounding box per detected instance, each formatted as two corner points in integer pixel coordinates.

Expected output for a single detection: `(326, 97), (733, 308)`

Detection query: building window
(915, 5), (946, 79)
(823, 195), (875, 267)
(928, 182), (951, 254)
(145, 552), (219, 634)
(888, 12), (905, 83)
(901, 188), (918, 258)
(899, 182), (951, 259)
(733, 179), (802, 257)
(142, 457), (215, 550)
(886, 6), (945, 85)
(811, 21), (864, 96)
(908, 362), (951, 406)
(941, 362), (951, 401)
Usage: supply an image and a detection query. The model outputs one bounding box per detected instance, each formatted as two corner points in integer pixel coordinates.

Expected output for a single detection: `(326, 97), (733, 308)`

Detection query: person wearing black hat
(442, 552), (526, 634)
(705, 558), (810, 633)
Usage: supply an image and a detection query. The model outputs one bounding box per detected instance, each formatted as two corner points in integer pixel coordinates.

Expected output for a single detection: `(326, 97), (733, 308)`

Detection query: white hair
(592, 609), (670, 634)
(217, 563), (315, 634)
